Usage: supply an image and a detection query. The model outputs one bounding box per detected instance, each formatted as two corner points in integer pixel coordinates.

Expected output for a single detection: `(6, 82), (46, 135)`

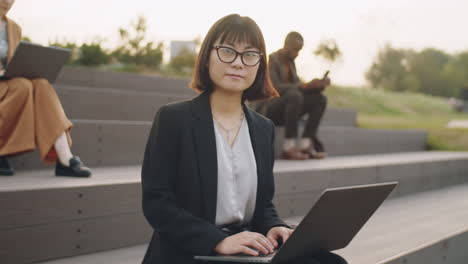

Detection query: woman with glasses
(0, 0), (91, 177)
(141, 14), (347, 264)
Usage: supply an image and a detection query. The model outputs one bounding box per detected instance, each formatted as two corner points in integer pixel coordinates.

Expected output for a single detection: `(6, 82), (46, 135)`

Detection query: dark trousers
(265, 88), (327, 142)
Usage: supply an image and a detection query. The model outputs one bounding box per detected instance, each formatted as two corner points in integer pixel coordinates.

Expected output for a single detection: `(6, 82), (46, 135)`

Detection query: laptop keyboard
(238, 249), (277, 257)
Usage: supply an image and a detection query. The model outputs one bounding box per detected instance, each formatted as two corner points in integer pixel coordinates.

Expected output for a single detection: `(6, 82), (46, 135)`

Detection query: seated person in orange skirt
(0, 0), (91, 177)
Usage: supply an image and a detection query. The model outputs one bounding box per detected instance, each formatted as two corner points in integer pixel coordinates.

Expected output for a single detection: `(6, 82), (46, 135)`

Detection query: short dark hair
(189, 14), (278, 101)
(284, 31), (304, 46)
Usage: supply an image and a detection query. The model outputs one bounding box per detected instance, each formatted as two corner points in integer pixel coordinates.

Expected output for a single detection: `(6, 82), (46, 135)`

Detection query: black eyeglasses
(213, 46), (262, 67)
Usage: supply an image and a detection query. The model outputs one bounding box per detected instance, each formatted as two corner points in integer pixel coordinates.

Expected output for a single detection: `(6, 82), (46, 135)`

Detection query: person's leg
(31, 78), (73, 163)
(31, 78), (91, 177)
(265, 89), (308, 160)
(54, 131), (73, 166)
(0, 78), (35, 176)
(300, 92), (327, 157)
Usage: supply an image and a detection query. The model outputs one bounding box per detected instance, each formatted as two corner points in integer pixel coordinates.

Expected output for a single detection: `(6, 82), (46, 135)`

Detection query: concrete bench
(31, 184), (468, 264)
(9, 120), (427, 171)
(2, 152), (468, 263)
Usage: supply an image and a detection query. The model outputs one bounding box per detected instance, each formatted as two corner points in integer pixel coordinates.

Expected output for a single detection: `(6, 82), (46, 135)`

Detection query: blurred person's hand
(266, 226), (294, 248)
(302, 78), (330, 90)
(214, 231), (275, 256)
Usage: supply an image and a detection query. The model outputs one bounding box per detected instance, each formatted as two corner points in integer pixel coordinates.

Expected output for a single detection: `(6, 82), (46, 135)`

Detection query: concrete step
(279, 126), (427, 158)
(55, 84), (193, 122)
(35, 184), (468, 264)
(56, 66), (191, 94)
(1, 152), (467, 263)
(54, 84), (357, 127)
(9, 119), (152, 170)
(272, 151), (467, 217)
(8, 120), (424, 171)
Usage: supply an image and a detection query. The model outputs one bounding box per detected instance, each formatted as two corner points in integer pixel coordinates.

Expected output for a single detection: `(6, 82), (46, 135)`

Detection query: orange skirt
(0, 77), (72, 164)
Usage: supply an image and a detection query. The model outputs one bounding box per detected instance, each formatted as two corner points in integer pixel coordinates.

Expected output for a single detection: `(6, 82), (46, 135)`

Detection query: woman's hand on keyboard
(214, 231), (275, 256)
(266, 226), (294, 248)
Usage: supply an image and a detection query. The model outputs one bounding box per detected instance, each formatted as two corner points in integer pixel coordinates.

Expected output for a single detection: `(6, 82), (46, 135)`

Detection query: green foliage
(314, 39), (342, 62)
(168, 46), (196, 75)
(49, 40), (79, 64)
(406, 48), (451, 96)
(49, 39), (110, 66)
(112, 15), (163, 69)
(366, 44), (468, 98)
(21, 36), (32, 42)
(45, 15), (163, 69)
(75, 41), (111, 66)
(366, 45), (411, 92)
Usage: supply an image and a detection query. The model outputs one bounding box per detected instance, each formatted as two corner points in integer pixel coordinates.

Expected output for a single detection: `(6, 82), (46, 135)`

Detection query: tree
(169, 46), (196, 74)
(406, 48), (451, 96)
(22, 36), (32, 42)
(314, 39), (342, 63)
(440, 51), (468, 98)
(365, 45), (413, 92)
(49, 39), (79, 64)
(75, 41), (111, 66)
(313, 39), (342, 79)
(49, 39), (110, 66)
(366, 45), (468, 98)
(112, 15), (163, 69)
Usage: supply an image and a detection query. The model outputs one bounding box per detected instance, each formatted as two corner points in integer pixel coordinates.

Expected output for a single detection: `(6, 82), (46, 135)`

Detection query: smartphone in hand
(322, 70), (330, 79)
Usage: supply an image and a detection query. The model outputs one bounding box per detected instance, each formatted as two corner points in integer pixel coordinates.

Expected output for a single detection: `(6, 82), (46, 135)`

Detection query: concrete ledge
(55, 85), (357, 127)
(274, 126), (427, 158)
(3, 152), (468, 229)
(2, 152), (468, 262)
(8, 121), (406, 171)
(55, 85), (192, 122)
(272, 152), (468, 217)
(320, 108), (356, 127)
(378, 228), (468, 264)
(56, 66), (191, 94)
(33, 184), (468, 264)
(0, 213), (150, 264)
(9, 120), (152, 170)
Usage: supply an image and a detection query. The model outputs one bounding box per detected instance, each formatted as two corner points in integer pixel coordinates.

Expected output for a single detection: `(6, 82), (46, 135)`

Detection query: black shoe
(312, 136), (325, 153)
(55, 156), (92, 177)
(0, 156), (14, 176)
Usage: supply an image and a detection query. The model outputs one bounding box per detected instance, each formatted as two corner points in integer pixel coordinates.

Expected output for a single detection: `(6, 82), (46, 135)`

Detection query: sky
(11, 0), (468, 86)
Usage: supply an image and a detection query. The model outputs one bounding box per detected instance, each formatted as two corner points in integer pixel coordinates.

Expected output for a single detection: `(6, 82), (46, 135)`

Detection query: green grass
(324, 86), (468, 151)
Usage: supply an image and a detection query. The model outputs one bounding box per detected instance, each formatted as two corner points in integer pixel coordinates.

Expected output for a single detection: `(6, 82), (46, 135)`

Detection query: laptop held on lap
(194, 181), (398, 263)
(0, 41), (71, 83)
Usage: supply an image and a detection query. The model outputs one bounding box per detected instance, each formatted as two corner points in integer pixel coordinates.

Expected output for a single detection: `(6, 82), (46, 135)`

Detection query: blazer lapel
(191, 92), (218, 224)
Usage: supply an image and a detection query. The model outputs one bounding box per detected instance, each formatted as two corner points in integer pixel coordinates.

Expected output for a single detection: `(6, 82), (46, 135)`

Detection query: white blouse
(213, 116), (258, 226)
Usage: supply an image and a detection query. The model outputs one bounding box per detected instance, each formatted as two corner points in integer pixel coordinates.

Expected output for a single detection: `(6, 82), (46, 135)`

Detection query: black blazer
(141, 91), (287, 264)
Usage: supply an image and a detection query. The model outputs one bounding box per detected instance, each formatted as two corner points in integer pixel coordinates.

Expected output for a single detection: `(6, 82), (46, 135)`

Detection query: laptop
(1, 41), (71, 83)
(194, 181), (398, 263)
